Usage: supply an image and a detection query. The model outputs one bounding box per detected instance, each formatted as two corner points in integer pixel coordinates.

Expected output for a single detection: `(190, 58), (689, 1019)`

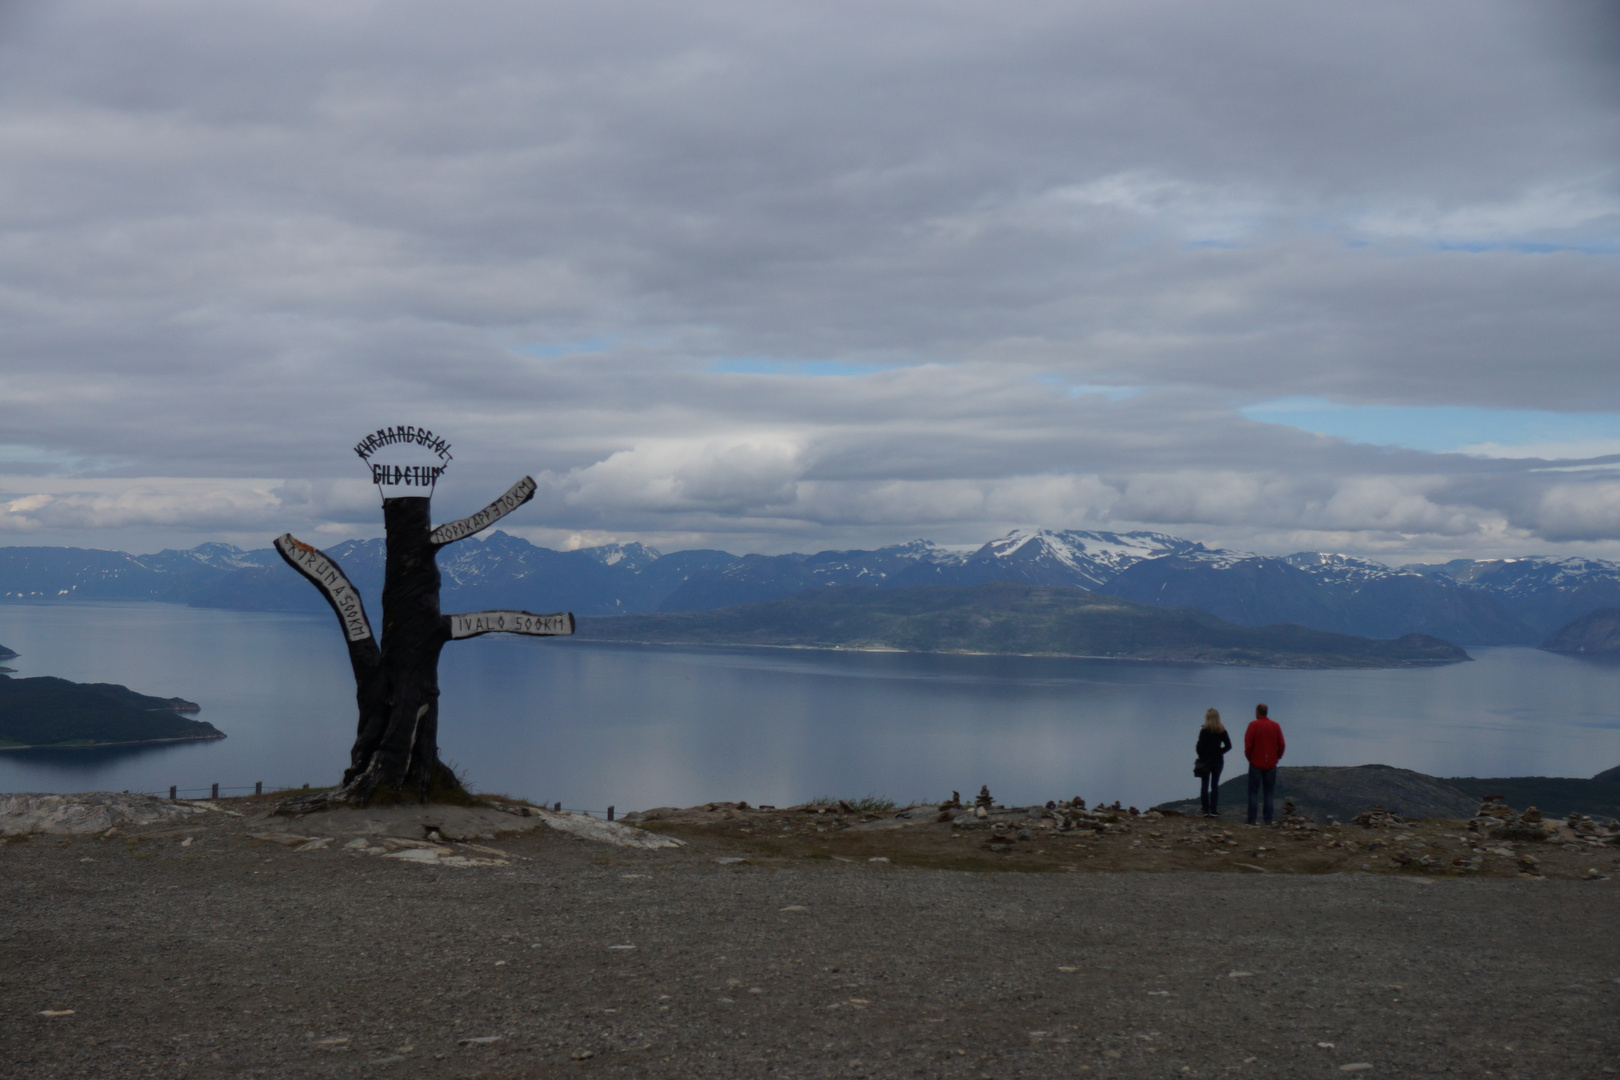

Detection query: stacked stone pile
(1351, 806), (1408, 828)
(939, 796), (1137, 851)
(621, 790), (1617, 879)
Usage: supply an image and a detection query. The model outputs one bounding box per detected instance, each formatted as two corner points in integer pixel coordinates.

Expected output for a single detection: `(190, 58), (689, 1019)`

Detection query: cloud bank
(1, 0), (1617, 559)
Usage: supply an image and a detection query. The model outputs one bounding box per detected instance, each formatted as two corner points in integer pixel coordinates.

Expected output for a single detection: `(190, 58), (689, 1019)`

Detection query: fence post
(255, 781), (262, 795)
(607, 805), (615, 822)
(211, 782), (219, 799)
(169, 785), (177, 801)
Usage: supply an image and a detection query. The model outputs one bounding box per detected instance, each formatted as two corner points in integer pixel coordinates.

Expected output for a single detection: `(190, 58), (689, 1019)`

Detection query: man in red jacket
(1244, 703), (1286, 825)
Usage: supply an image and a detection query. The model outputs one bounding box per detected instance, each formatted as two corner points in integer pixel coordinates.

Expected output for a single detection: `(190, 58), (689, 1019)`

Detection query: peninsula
(1539, 607), (1620, 656)
(575, 582), (1471, 668)
(0, 675), (220, 750)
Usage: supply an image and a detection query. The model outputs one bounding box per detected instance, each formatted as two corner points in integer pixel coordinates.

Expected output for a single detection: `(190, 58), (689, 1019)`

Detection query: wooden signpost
(274, 430), (573, 808)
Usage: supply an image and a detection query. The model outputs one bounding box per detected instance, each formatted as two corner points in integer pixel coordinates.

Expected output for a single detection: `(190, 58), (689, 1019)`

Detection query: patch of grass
(3, 833), (27, 844)
(365, 761), (485, 807)
(472, 791), (539, 807)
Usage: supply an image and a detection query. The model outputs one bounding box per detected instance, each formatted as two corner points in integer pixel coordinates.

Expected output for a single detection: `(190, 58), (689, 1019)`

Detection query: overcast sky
(1, 0), (1617, 562)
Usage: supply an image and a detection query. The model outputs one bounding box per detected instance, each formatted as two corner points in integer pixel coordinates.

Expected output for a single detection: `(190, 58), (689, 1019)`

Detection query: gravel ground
(3, 799), (1618, 1080)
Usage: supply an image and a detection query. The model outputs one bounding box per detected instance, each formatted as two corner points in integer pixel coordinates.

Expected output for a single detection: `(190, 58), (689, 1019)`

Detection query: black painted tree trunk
(274, 476), (569, 811)
(342, 496), (457, 803)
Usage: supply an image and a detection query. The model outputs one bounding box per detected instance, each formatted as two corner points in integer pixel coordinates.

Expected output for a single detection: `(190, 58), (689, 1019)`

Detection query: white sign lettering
(430, 476), (538, 546)
(448, 610), (575, 640)
(274, 534), (374, 643)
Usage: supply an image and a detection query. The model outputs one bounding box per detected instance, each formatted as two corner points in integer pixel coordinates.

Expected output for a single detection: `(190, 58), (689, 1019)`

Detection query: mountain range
(4, 527), (1620, 645)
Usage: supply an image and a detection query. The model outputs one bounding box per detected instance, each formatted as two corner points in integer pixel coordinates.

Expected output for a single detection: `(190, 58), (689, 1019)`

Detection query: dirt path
(3, 796), (1618, 1079)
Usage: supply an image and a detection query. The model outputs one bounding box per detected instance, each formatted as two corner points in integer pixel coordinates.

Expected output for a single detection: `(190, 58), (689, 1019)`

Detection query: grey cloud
(0, 1), (1615, 558)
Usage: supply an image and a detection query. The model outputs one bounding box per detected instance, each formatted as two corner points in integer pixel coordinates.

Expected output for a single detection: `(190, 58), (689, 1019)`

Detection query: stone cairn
(1352, 806), (1406, 828)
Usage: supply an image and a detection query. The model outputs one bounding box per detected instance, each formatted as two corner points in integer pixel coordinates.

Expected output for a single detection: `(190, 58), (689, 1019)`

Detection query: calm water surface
(2, 602), (1618, 810)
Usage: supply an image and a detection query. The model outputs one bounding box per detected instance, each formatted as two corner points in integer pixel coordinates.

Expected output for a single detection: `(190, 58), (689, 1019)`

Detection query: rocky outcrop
(0, 792), (225, 835)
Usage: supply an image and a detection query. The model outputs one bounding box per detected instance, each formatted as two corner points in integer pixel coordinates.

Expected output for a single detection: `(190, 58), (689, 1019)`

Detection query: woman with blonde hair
(1195, 707), (1233, 817)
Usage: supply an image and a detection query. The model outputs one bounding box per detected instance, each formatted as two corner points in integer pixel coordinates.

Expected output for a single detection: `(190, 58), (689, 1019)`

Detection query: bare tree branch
(446, 610), (575, 639)
(429, 476), (536, 546)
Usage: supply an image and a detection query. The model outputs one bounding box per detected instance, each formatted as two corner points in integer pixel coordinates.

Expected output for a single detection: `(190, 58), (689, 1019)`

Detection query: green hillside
(576, 582), (1471, 668)
(0, 675), (220, 748)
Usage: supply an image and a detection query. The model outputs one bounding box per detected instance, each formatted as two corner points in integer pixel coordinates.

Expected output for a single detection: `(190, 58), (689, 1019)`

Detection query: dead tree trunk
(274, 476), (571, 810)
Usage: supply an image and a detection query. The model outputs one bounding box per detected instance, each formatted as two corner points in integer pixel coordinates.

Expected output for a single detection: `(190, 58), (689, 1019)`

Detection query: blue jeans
(1247, 766), (1277, 824)
(1200, 760), (1224, 814)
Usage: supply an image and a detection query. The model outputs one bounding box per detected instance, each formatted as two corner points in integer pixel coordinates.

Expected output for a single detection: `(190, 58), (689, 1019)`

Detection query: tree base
(273, 761), (479, 815)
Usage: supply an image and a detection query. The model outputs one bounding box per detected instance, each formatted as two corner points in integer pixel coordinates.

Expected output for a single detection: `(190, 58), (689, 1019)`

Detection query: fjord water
(1, 602), (1618, 811)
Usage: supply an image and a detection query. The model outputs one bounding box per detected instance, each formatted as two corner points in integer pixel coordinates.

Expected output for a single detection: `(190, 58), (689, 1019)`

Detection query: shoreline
(0, 733), (226, 752)
(569, 634), (1469, 669)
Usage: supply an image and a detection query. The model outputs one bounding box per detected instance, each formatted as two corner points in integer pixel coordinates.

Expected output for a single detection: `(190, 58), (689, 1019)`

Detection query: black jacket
(1196, 727), (1232, 763)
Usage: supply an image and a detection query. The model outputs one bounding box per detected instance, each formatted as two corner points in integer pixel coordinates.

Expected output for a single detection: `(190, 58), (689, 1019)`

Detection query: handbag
(1193, 758), (1209, 778)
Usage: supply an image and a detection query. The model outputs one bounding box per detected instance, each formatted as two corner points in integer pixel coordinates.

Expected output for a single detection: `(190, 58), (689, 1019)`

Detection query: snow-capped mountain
(1405, 556), (1620, 637)
(656, 529), (1203, 611)
(579, 542), (662, 571)
(960, 529), (1203, 589)
(1103, 548), (1538, 644)
(1283, 551), (1413, 586)
(6, 528), (1620, 645)
(138, 542), (282, 573)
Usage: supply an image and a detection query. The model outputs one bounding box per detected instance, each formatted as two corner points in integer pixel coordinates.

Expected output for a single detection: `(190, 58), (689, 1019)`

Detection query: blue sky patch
(1243, 398), (1620, 456)
(1035, 376), (1141, 401)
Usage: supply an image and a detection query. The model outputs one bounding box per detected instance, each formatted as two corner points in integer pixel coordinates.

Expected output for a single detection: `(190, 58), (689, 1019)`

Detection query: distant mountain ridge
(4, 527), (1620, 645)
(656, 530), (1202, 611)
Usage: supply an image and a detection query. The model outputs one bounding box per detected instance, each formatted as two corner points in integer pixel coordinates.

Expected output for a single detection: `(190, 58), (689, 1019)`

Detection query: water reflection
(0, 740), (206, 774)
(1, 603), (1618, 810)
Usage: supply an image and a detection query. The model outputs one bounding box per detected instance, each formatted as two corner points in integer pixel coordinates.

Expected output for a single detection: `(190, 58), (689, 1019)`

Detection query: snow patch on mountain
(972, 528), (1203, 587)
(1283, 551), (1428, 586)
(581, 542), (662, 570)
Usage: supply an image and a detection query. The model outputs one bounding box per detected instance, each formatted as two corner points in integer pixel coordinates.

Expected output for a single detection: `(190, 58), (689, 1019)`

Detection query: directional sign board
(430, 475), (537, 546)
(448, 610), (575, 640)
(274, 534), (374, 643)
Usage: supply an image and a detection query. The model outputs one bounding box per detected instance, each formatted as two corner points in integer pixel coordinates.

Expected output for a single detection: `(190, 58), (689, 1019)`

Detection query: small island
(0, 674), (222, 750)
(576, 582), (1471, 669)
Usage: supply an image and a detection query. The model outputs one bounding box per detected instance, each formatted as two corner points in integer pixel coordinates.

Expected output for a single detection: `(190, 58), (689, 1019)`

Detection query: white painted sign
(430, 476), (538, 546)
(354, 425), (453, 496)
(448, 610), (575, 640)
(274, 534), (374, 643)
